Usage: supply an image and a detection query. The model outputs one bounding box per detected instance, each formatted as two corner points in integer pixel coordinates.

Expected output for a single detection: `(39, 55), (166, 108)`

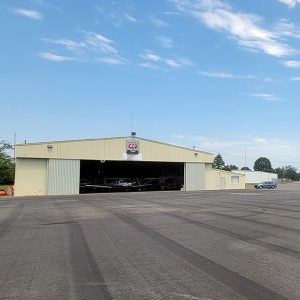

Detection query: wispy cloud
(171, 0), (295, 57)
(282, 60), (300, 68)
(95, 5), (138, 26)
(274, 19), (300, 39)
(170, 134), (300, 168)
(264, 77), (273, 82)
(165, 59), (182, 68)
(84, 32), (118, 55)
(199, 71), (255, 79)
(163, 11), (181, 16)
(124, 13), (138, 23)
(291, 76), (300, 81)
(30, 0), (62, 12)
(150, 16), (168, 28)
(41, 31), (126, 65)
(156, 36), (173, 48)
(250, 93), (281, 101)
(277, 0), (300, 8)
(139, 62), (161, 70)
(140, 50), (191, 70)
(42, 38), (86, 50)
(39, 52), (74, 62)
(12, 8), (42, 20)
(141, 52), (161, 62)
(98, 57), (125, 65)
(165, 57), (192, 68)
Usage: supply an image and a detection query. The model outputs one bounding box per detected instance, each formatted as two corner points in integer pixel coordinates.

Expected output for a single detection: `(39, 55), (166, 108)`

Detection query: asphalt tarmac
(0, 189), (300, 299)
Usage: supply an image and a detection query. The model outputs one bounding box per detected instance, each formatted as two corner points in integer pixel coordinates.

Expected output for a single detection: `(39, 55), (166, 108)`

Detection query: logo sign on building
(126, 140), (139, 155)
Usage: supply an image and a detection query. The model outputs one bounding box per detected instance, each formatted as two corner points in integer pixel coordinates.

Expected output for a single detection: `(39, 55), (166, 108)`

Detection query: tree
(0, 141), (15, 183)
(274, 167), (284, 179)
(241, 166), (251, 171)
(274, 166), (300, 181)
(284, 166), (298, 180)
(253, 157), (272, 172)
(223, 164), (239, 171)
(213, 154), (225, 169)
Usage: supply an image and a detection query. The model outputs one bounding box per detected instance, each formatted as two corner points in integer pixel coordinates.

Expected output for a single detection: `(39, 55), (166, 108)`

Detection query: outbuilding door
(219, 177), (226, 189)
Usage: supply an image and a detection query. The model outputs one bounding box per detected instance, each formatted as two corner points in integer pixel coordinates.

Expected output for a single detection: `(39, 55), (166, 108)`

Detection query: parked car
(255, 181), (277, 189)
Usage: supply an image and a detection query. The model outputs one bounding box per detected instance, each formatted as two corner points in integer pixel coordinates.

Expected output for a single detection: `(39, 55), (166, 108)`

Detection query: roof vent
(131, 132), (136, 136)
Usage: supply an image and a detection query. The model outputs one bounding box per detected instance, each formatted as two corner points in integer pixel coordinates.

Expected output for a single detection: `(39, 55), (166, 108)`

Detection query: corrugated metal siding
(47, 159), (80, 195)
(184, 163), (205, 191)
(234, 171), (278, 184)
(16, 137), (214, 163)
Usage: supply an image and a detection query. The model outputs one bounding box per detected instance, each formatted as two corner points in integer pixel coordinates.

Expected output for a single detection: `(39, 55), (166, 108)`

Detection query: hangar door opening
(80, 160), (184, 193)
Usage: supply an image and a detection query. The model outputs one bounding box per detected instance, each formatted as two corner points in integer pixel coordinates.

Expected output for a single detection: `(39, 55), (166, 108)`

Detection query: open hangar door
(80, 160), (184, 193)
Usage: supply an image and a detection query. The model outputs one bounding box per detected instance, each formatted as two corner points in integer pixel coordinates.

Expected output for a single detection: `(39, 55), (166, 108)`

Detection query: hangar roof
(16, 136), (214, 163)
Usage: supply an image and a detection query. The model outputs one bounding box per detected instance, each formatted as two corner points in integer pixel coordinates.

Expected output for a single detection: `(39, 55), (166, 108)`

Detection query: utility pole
(130, 115), (134, 134)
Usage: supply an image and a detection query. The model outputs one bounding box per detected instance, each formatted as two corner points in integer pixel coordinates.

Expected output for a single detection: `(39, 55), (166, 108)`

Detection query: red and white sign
(126, 140), (139, 154)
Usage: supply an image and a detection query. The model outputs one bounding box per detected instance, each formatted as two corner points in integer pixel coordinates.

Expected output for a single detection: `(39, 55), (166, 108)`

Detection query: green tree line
(0, 140), (15, 184)
(213, 154), (300, 181)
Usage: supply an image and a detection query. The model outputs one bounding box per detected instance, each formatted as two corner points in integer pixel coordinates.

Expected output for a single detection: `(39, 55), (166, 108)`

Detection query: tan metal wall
(47, 159), (80, 195)
(184, 163), (205, 191)
(205, 169), (245, 190)
(14, 158), (47, 196)
(16, 137), (214, 163)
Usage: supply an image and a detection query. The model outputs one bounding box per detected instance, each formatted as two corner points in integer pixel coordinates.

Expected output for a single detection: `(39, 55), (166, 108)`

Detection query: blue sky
(1, 0), (300, 169)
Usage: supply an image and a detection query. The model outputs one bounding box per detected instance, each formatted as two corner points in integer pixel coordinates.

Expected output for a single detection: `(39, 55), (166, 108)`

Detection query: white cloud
(29, 0), (62, 12)
(165, 59), (182, 68)
(169, 134), (300, 169)
(42, 38), (86, 50)
(139, 62), (161, 70)
(251, 93), (274, 98)
(141, 52), (161, 62)
(156, 36), (173, 48)
(150, 16), (168, 27)
(163, 11), (181, 16)
(282, 60), (300, 68)
(263, 77), (273, 82)
(95, 5), (139, 26)
(39, 52), (74, 62)
(124, 13), (138, 23)
(98, 57), (125, 65)
(13, 8), (42, 20)
(171, 0), (295, 57)
(274, 19), (300, 39)
(164, 57), (191, 68)
(277, 0), (300, 8)
(84, 32), (117, 55)
(43, 33), (118, 55)
(250, 93), (281, 101)
(291, 76), (300, 81)
(140, 50), (191, 69)
(199, 71), (255, 79)
(42, 31), (125, 64)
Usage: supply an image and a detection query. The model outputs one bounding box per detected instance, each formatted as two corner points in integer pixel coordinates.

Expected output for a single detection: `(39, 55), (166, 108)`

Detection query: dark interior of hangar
(80, 160), (184, 193)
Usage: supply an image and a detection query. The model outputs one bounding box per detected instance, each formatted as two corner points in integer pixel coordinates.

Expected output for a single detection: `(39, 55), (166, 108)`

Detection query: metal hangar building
(14, 136), (245, 196)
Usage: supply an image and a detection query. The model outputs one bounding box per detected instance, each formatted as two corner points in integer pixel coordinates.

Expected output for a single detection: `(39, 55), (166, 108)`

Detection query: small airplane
(81, 178), (152, 193)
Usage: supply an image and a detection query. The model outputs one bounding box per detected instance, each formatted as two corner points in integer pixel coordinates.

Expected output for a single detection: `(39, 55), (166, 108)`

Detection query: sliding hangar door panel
(47, 159), (80, 195)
